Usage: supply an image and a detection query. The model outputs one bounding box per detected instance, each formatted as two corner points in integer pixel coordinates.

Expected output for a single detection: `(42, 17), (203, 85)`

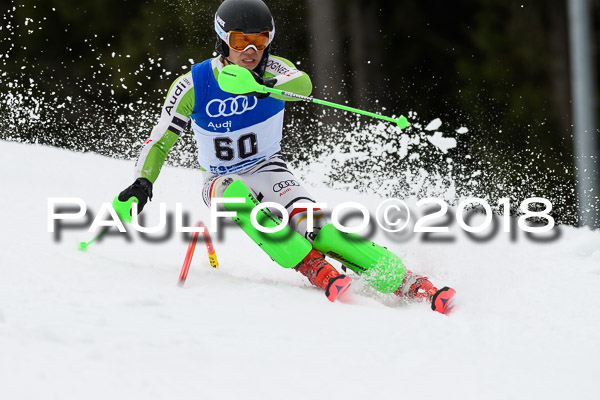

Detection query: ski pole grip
(112, 195), (139, 224)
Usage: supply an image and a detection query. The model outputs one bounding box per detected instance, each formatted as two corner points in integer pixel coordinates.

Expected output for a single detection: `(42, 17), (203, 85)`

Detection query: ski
(430, 286), (456, 315)
(325, 275), (352, 302)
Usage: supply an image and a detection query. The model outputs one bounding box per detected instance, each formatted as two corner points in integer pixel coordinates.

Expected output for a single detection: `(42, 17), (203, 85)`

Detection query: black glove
(246, 70), (277, 99)
(118, 177), (153, 215)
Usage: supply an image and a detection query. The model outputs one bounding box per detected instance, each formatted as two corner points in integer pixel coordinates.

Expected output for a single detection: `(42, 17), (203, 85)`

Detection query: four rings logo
(206, 96), (258, 118)
(273, 180), (299, 192)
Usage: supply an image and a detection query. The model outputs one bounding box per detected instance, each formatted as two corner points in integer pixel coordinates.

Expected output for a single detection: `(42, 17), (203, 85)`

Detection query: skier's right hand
(246, 70), (276, 99)
(113, 177), (153, 222)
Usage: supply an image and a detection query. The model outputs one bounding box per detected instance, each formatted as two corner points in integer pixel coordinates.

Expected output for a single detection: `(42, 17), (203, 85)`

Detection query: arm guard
(263, 56), (312, 101)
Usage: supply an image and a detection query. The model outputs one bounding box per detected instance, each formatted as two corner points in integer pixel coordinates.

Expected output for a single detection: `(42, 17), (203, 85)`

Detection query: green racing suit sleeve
(134, 72), (194, 183)
(135, 55), (312, 184)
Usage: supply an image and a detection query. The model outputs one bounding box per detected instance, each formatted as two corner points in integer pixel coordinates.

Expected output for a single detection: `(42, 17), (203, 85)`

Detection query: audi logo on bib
(206, 96), (258, 118)
(273, 180), (299, 192)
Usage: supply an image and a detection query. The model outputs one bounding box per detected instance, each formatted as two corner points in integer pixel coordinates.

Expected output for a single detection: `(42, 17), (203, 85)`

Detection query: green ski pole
(78, 226), (111, 251)
(78, 195), (136, 251)
(218, 64), (410, 129)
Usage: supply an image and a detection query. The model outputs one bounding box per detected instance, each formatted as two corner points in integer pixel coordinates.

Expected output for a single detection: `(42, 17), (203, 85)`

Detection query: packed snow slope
(1, 140), (599, 400)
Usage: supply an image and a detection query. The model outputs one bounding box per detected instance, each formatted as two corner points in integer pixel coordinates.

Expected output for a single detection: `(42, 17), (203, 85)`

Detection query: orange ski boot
(295, 250), (351, 302)
(394, 271), (438, 299)
(394, 271), (456, 314)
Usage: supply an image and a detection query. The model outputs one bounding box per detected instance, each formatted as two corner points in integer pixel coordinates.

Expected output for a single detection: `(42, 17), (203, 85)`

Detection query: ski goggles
(215, 15), (275, 53)
(226, 31), (271, 52)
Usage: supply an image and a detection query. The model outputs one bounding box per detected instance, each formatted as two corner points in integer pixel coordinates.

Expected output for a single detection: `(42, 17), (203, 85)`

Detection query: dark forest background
(1, 0), (599, 225)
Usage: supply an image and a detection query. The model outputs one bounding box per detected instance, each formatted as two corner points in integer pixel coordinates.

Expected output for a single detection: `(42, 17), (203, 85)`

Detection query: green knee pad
(312, 224), (405, 293)
(222, 180), (312, 268)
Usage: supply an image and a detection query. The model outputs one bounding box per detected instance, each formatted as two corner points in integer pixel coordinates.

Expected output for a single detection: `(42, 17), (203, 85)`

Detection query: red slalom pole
(178, 221), (219, 286)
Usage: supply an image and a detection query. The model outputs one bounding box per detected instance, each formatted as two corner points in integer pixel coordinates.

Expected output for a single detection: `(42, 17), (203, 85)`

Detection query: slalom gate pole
(178, 221), (219, 286)
(78, 226), (112, 251)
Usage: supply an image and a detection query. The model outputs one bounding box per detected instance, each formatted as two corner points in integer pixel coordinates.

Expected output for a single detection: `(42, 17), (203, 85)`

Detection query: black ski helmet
(214, 0), (275, 64)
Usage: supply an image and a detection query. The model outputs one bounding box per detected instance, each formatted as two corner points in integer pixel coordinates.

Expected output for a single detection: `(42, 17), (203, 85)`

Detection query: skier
(114, 0), (454, 312)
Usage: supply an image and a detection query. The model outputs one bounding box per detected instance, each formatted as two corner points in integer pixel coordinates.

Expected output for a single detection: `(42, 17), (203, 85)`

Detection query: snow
(425, 118), (443, 131)
(421, 118), (458, 153)
(1, 140), (599, 400)
(426, 131), (458, 153)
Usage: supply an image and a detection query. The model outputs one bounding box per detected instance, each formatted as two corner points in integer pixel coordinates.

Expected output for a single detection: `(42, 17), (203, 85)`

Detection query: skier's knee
(203, 174), (244, 207)
(289, 206), (328, 242)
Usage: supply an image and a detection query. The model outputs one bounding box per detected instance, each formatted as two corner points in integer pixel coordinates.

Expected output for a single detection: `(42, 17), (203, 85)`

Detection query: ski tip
(325, 275), (352, 302)
(431, 286), (456, 315)
(78, 241), (88, 251)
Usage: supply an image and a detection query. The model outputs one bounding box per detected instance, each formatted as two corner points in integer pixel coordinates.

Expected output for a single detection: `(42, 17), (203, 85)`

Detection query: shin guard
(312, 223), (405, 293)
(222, 180), (312, 268)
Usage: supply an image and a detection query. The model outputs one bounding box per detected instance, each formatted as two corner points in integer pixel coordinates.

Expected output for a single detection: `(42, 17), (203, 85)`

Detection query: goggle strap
(214, 15), (229, 43)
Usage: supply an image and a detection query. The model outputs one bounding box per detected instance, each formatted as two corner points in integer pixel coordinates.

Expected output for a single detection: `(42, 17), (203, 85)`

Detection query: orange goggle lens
(228, 31), (270, 52)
